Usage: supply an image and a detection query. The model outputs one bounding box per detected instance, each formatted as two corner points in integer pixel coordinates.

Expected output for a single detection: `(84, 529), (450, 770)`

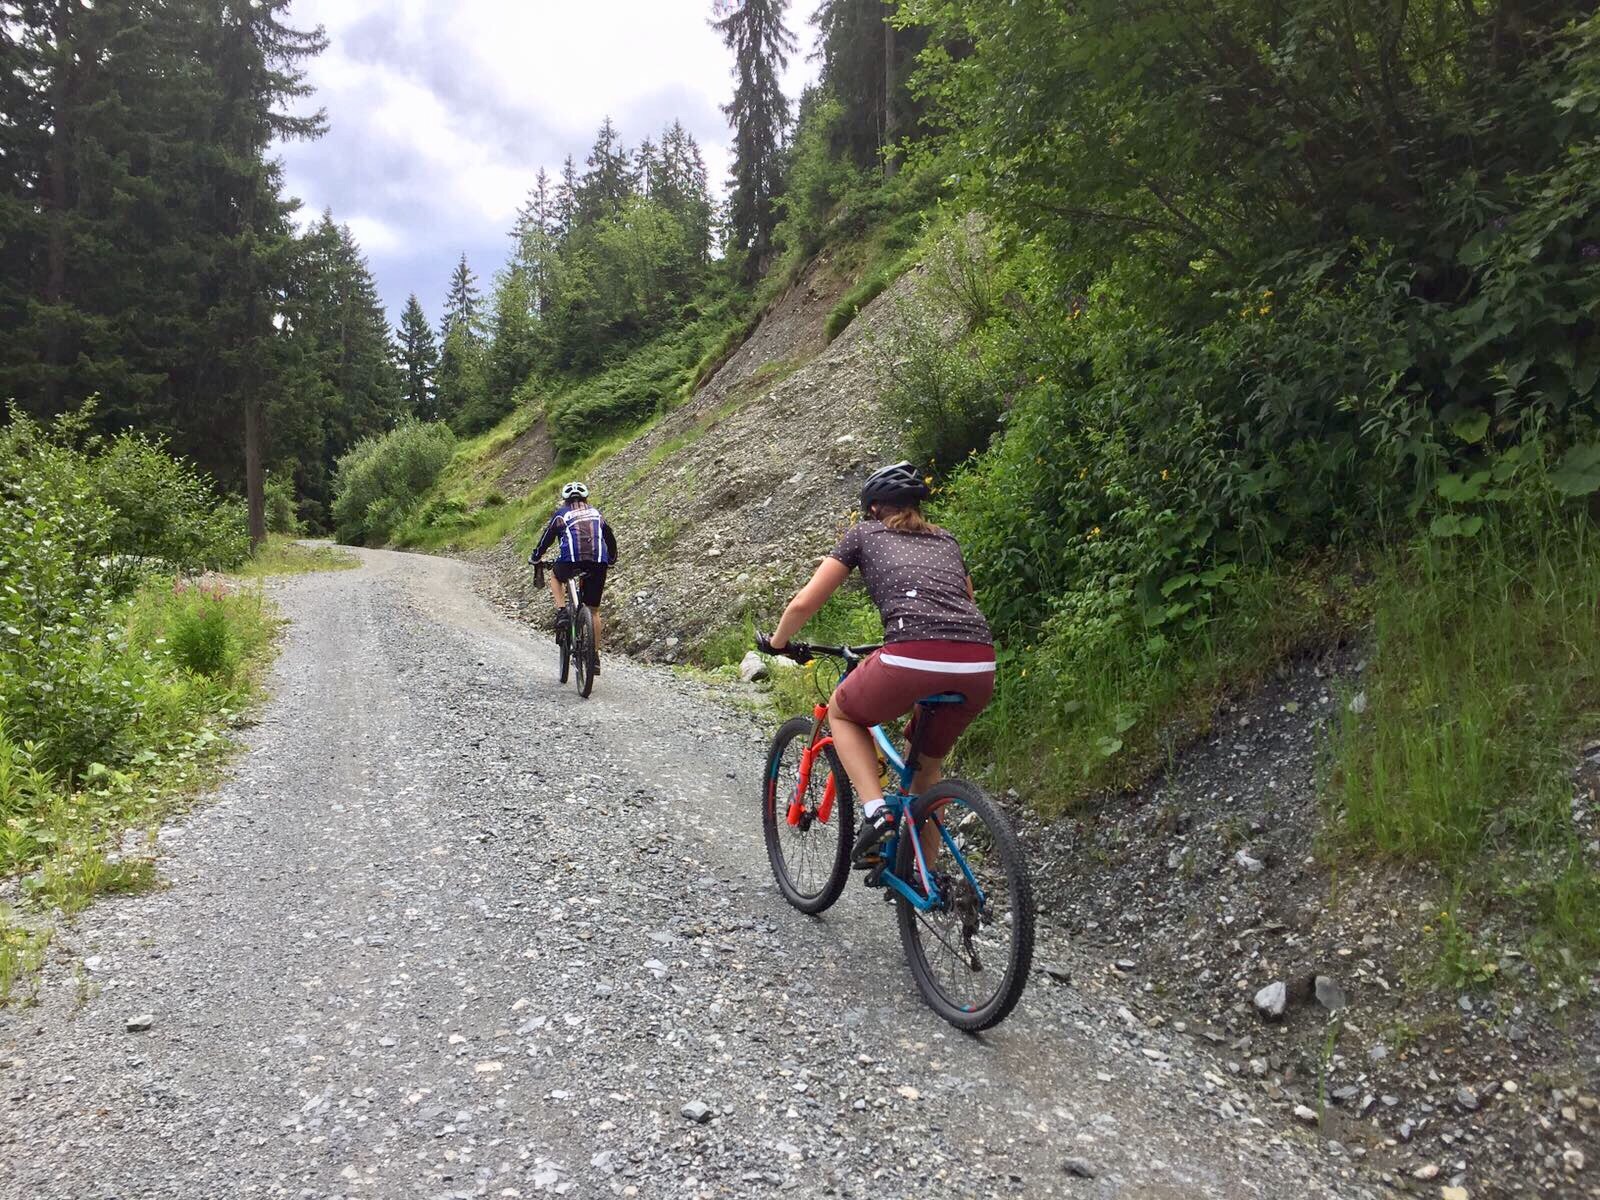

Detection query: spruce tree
(440, 254), (483, 344)
(814, 0), (925, 174)
(397, 295), (441, 420)
(713, 0), (796, 284)
(556, 155), (579, 235)
(511, 168), (557, 312)
(576, 117), (635, 226)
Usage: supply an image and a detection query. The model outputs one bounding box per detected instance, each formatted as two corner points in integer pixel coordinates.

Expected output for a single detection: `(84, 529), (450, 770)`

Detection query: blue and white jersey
(537, 504), (615, 565)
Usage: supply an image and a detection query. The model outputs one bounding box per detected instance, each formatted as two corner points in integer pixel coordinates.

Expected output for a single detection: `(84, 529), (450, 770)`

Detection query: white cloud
(278, 0), (824, 322)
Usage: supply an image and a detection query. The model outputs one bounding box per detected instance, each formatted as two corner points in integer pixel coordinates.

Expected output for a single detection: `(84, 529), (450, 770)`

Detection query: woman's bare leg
(827, 696), (883, 807)
(912, 757), (945, 861)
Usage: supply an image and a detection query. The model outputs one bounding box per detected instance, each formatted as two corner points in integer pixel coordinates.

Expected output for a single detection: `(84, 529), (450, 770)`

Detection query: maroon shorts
(831, 640), (996, 758)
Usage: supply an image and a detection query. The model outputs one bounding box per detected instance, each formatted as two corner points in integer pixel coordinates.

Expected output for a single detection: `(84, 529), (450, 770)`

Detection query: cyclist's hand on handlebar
(755, 632), (780, 655)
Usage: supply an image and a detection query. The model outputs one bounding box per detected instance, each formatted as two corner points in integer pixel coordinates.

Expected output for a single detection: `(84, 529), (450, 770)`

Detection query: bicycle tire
(894, 779), (1034, 1031)
(762, 716), (854, 915)
(573, 606), (596, 698)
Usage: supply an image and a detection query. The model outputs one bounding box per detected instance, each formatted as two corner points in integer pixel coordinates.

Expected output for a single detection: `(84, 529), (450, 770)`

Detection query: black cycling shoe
(553, 606), (571, 635)
(851, 807), (896, 868)
(591, 656), (601, 676)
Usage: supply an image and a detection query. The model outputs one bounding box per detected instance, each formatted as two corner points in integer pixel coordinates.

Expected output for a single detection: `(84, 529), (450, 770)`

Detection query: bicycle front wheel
(573, 606), (596, 698)
(895, 779), (1034, 1031)
(762, 716), (854, 915)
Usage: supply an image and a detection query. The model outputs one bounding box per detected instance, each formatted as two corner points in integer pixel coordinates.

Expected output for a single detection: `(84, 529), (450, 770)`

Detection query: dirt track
(0, 549), (1370, 1199)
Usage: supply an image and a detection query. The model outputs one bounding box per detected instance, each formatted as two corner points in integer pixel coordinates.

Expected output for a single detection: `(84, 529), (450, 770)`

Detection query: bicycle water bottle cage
(919, 693), (968, 707)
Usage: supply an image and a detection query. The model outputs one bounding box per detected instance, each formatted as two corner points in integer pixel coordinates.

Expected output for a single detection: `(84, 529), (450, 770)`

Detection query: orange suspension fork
(788, 705), (833, 827)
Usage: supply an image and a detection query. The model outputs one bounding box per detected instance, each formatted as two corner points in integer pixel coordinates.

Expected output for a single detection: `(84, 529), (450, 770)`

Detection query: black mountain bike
(533, 560), (599, 699)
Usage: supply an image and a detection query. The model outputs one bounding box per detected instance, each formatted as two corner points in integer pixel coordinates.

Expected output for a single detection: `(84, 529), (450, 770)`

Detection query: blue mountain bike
(760, 641), (1034, 1031)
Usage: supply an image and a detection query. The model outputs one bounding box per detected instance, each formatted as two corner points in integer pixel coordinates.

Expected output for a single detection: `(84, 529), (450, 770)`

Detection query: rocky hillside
(474, 244), (921, 659)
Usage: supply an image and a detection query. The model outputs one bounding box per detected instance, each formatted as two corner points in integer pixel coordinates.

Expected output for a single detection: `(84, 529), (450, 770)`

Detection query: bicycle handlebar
(761, 638), (883, 663)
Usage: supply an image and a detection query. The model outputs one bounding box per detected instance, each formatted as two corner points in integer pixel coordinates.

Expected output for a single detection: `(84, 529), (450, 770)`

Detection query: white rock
(1233, 849), (1264, 874)
(1565, 1148), (1586, 1172)
(1412, 1163), (1440, 1180)
(1293, 1104), (1318, 1123)
(1254, 981), (1287, 1020)
(739, 651), (769, 683)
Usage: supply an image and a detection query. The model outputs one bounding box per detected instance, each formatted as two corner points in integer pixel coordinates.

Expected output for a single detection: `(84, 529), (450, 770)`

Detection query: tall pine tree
(197, 0), (327, 545)
(713, 0), (796, 284)
(576, 117), (635, 227)
(439, 254), (483, 343)
(397, 295), (440, 420)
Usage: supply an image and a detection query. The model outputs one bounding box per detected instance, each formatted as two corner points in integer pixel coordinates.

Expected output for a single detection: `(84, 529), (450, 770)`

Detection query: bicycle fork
(789, 704), (839, 827)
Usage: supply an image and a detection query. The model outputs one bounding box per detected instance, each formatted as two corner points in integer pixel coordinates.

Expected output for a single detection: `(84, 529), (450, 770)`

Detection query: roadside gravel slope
(0, 550), (1371, 1199)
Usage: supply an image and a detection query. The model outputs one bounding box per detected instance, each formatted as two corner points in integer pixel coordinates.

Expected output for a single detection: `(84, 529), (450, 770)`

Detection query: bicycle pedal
(862, 863), (887, 888)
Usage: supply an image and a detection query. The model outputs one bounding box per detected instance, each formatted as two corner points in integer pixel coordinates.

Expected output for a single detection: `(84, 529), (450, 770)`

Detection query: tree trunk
(244, 390), (267, 549)
(882, 2), (899, 180)
(43, 0), (75, 409)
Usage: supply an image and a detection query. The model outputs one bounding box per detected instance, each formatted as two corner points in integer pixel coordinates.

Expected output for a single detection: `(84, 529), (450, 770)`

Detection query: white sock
(862, 797), (886, 818)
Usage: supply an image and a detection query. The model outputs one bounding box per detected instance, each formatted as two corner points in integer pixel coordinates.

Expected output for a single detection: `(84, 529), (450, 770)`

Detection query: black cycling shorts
(554, 562), (608, 607)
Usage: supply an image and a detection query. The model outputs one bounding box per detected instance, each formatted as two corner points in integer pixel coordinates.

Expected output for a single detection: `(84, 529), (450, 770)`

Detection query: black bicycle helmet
(859, 460), (931, 509)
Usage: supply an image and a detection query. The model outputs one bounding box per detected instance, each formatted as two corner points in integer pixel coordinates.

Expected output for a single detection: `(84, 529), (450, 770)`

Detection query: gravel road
(0, 550), (1374, 1199)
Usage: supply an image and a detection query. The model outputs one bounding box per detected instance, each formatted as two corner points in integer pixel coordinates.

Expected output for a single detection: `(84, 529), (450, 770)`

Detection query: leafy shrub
(0, 418), (131, 775)
(92, 431), (252, 574)
(825, 271), (894, 342)
(264, 473), (301, 535)
(878, 292), (1013, 476)
(167, 590), (238, 679)
(547, 314), (739, 459)
(331, 420), (457, 545)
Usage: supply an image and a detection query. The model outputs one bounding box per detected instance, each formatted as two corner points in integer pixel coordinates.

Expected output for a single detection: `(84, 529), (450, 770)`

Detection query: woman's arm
(771, 558), (850, 648)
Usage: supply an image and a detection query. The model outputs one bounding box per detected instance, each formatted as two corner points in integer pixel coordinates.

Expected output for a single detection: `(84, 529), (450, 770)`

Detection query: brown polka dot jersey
(828, 521), (993, 646)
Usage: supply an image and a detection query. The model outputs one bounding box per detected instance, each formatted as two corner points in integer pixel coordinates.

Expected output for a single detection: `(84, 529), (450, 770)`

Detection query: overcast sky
(277, 0), (825, 331)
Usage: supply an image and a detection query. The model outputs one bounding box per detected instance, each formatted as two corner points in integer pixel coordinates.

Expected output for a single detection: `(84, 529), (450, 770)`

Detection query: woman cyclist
(761, 462), (995, 865)
(530, 482), (618, 673)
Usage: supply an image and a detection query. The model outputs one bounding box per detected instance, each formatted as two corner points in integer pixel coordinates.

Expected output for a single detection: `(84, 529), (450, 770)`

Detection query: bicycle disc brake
(953, 879), (983, 972)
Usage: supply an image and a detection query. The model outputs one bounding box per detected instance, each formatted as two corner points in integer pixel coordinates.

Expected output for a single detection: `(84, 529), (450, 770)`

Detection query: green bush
(264, 473), (301, 535)
(0, 417), (132, 776)
(330, 420), (457, 545)
(879, 299), (1013, 476)
(167, 592), (238, 679)
(546, 314), (740, 459)
(825, 271), (893, 342)
(92, 432), (251, 573)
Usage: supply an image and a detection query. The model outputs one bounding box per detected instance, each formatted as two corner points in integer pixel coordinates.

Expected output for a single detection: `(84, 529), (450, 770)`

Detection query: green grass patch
(233, 536), (358, 578)
(1325, 500), (1600, 970)
(0, 912), (48, 1006)
(963, 561), (1349, 810)
(0, 575), (280, 1004)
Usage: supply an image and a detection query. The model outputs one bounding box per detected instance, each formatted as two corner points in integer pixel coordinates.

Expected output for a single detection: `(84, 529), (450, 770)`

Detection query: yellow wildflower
(1161, 468), (1169, 481)
(1259, 305), (1271, 316)
(1088, 526), (1102, 539)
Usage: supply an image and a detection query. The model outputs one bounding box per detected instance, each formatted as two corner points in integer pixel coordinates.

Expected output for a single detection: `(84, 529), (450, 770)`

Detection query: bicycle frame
(784, 697), (989, 917)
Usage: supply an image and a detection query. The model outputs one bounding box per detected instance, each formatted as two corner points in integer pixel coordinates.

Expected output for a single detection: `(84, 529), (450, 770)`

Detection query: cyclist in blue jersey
(530, 482), (618, 672)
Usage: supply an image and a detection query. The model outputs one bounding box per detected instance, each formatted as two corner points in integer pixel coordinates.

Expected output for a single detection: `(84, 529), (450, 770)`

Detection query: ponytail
(878, 504), (938, 536)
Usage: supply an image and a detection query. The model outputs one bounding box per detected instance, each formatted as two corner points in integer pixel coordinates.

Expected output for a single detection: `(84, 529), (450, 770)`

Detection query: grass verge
(234, 535), (358, 577)
(0, 574), (280, 1005)
(1325, 500), (1600, 975)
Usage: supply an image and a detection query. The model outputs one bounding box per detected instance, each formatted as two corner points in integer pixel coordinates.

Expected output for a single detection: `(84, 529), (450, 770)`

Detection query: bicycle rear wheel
(557, 617), (571, 684)
(573, 605), (596, 698)
(894, 780), (1034, 1031)
(762, 716), (854, 915)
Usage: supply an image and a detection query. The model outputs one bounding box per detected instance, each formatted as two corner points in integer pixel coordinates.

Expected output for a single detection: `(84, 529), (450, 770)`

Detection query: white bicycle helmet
(560, 481), (590, 502)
